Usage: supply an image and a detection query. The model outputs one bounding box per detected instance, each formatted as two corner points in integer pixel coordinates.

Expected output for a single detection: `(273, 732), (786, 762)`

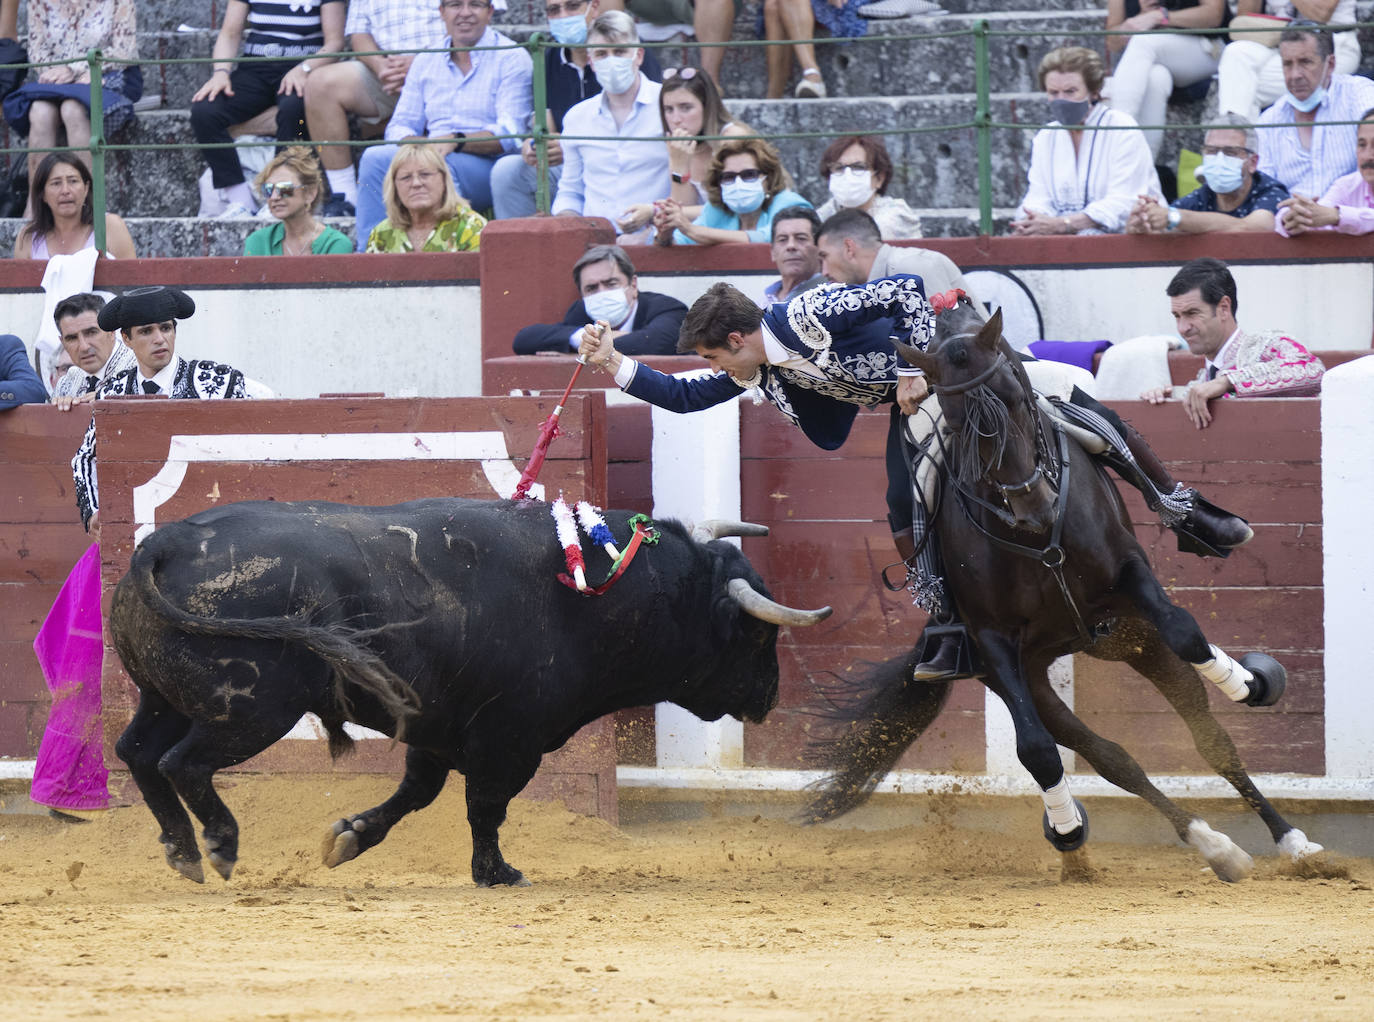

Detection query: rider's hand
(579, 320), (619, 371)
(896, 374), (930, 414)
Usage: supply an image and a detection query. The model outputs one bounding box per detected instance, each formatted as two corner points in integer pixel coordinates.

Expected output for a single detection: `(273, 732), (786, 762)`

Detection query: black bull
(110, 498), (830, 887)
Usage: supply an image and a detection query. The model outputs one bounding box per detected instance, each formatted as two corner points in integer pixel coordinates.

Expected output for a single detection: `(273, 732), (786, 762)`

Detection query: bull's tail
(803, 648), (952, 823)
(125, 553), (422, 744)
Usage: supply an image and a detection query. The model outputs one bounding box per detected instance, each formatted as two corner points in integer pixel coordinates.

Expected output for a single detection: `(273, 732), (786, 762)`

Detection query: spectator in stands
(12, 153), (136, 260)
(1011, 46), (1163, 235)
(762, 0), (827, 99)
(813, 135), (922, 240)
(512, 243), (686, 354)
(1277, 105), (1374, 235)
(365, 143), (487, 252)
(1, 0), (141, 215)
(1127, 115), (1290, 233)
(191, 0), (346, 219)
(1256, 23), (1374, 198)
(762, 206), (825, 305)
(655, 137), (809, 244)
(353, 0), (533, 248)
(304, 0), (448, 217)
(596, 0), (735, 90)
(491, 1), (664, 220)
(551, 13), (668, 240)
(73, 287), (253, 534)
(244, 147), (352, 256)
(1141, 257), (1324, 429)
(816, 208), (980, 307)
(49, 292), (136, 411)
(1, 333), (47, 409)
(1218, 1), (1361, 120)
(1105, 0), (1229, 163)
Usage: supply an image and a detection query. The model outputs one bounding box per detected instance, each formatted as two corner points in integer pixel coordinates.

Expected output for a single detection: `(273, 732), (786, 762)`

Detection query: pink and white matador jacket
(1191, 328), (1326, 398)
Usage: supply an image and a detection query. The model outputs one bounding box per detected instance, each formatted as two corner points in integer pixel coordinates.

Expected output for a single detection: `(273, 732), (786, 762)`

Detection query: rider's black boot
(912, 622), (977, 682)
(1120, 423), (1253, 557)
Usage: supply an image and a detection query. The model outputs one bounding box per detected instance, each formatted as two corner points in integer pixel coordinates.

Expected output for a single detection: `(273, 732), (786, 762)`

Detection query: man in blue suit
(1, 334), (48, 409)
(581, 275), (968, 678)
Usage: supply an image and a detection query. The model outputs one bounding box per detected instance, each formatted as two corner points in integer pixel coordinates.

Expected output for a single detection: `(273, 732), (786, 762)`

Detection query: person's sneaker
(322, 194), (356, 218)
(217, 202), (255, 219)
(795, 70), (827, 99)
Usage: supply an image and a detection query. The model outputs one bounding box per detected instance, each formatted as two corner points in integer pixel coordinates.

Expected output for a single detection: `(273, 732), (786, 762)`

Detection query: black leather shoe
(1175, 491), (1253, 558)
(912, 633), (963, 681)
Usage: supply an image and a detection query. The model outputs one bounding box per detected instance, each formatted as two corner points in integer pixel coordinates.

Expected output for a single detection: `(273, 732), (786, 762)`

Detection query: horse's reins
(936, 348), (1096, 647)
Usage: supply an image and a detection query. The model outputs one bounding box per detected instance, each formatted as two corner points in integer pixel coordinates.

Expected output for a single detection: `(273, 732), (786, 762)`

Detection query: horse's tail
(803, 648), (953, 823)
(120, 548), (422, 747)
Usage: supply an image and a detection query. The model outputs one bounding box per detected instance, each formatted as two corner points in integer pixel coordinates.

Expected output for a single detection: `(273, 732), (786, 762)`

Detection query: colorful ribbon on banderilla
(551, 499), (658, 596)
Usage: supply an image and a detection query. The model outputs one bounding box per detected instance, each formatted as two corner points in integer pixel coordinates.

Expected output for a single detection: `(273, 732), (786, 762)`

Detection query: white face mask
(591, 55), (637, 95)
(583, 287), (631, 327)
(829, 168), (875, 209)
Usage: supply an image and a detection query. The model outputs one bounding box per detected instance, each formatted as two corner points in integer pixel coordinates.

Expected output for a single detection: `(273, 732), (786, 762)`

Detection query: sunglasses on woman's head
(262, 182), (299, 198)
(662, 67), (698, 81)
(719, 168), (761, 185)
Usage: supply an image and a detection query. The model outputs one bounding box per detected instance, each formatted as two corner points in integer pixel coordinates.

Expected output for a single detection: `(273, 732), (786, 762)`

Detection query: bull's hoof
(1041, 800), (1089, 852)
(1187, 819), (1254, 883)
(1239, 652), (1286, 707)
(322, 818), (364, 869)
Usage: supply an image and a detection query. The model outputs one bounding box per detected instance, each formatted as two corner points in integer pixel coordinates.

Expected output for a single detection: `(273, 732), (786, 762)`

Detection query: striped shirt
(1257, 73), (1374, 197)
(244, 0), (345, 57)
(383, 26), (533, 153)
(343, 0), (447, 52)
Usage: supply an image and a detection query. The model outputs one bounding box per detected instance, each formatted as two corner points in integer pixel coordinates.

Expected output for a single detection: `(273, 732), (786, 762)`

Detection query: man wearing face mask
(490, 1), (662, 219)
(1256, 23), (1374, 198)
(1127, 115), (1290, 233)
(551, 12), (670, 232)
(511, 244), (686, 355)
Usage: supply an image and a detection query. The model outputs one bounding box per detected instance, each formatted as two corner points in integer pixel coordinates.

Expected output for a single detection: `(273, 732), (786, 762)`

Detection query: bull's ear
(974, 308), (1004, 352)
(895, 340), (936, 378)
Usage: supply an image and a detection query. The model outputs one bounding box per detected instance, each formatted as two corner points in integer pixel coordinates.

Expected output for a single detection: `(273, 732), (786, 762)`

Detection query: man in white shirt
(551, 11), (669, 232)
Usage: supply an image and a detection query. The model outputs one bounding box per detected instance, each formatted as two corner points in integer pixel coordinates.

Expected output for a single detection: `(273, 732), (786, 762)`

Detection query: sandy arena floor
(1, 774), (1371, 1021)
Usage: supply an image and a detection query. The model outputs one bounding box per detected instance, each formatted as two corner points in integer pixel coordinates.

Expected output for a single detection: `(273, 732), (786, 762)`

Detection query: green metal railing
(3, 19), (1366, 247)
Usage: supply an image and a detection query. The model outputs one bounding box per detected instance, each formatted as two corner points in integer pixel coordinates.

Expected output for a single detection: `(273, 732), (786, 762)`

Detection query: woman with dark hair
(813, 135), (922, 239)
(0, 0), (142, 216)
(655, 136), (810, 245)
(12, 151), (135, 260)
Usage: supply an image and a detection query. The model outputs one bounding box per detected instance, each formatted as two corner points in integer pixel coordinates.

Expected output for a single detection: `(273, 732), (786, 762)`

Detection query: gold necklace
(283, 222), (320, 256)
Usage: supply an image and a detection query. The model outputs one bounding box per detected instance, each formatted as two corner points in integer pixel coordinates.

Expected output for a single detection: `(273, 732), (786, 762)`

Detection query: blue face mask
(1049, 98), (1092, 126)
(1200, 152), (1245, 194)
(721, 178), (767, 215)
(1285, 84), (1327, 113)
(548, 13), (587, 46)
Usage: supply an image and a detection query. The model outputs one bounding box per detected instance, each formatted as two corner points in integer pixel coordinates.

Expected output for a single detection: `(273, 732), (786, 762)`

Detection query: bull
(109, 498), (830, 887)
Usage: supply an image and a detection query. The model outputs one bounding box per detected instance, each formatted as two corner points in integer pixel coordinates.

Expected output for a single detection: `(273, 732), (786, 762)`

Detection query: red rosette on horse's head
(929, 288), (967, 314)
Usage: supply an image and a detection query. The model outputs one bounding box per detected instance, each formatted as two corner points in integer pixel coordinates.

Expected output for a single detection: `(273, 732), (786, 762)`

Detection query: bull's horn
(692, 520), (770, 543)
(726, 577), (832, 627)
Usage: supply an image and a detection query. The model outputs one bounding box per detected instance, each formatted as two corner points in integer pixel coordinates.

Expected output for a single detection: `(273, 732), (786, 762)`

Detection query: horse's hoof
(1278, 829), (1324, 860)
(475, 867), (530, 888)
(1187, 819), (1254, 883)
(1240, 652), (1286, 707)
(1042, 800), (1089, 852)
(170, 856), (205, 884)
(208, 851), (236, 881)
(322, 819), (362, 868)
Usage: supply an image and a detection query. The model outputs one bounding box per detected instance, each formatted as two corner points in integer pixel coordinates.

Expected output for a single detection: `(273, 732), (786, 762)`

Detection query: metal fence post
(973, 20), (992, 236)
(528, 33), (550, 214)
(88, 48), (107, 252)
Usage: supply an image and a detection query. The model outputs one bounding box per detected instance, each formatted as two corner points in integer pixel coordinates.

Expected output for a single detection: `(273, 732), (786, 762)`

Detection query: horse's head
(897, 295), (1058, 533)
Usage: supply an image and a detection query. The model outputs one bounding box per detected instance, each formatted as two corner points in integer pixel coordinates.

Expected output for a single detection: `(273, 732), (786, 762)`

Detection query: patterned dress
(365, 209), (487, 253)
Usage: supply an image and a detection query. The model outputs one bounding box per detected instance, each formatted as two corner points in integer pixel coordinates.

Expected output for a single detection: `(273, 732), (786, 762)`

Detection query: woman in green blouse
(244, 147), (352, 256)
(365, 143), (486, 254)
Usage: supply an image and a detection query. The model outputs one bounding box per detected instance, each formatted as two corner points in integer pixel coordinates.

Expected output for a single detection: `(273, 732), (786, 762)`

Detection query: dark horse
(810, 298), (1323, 880)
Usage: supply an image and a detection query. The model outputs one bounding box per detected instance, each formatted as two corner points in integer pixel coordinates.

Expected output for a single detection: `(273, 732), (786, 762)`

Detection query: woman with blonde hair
(243, 146), (351, 256)
(366, 143), (487, 253)
(654, 137), (809, 245)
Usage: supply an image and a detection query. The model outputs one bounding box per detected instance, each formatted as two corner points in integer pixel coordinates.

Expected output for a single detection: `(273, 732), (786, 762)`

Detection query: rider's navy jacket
(621, 275), (935, 451)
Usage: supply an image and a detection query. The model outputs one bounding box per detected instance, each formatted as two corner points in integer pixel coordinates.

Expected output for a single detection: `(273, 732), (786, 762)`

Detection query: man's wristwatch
(453, 131), (467, 153)
(300, 61), (313, 74)
(671, 171), (690, 185)
(1166, 207), (1182, 231)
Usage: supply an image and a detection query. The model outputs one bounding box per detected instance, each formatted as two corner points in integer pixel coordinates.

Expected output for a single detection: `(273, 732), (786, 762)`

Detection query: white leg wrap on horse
(1195, 644), (1253, 702)
(1278, 829), (1325, 860)
(1041, 778), (1083, 834)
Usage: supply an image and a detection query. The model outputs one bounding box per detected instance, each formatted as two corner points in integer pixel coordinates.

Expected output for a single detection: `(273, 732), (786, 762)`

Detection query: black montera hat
(97, 286), (196, 332)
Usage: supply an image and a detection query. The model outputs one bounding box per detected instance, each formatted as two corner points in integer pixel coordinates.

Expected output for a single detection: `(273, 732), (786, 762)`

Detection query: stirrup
(912, 622), (981, 683)
(1172, 491), (1252, 559)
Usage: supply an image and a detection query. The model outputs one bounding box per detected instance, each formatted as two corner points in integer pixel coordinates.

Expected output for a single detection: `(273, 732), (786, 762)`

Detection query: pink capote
(30, 542), (109, 810)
